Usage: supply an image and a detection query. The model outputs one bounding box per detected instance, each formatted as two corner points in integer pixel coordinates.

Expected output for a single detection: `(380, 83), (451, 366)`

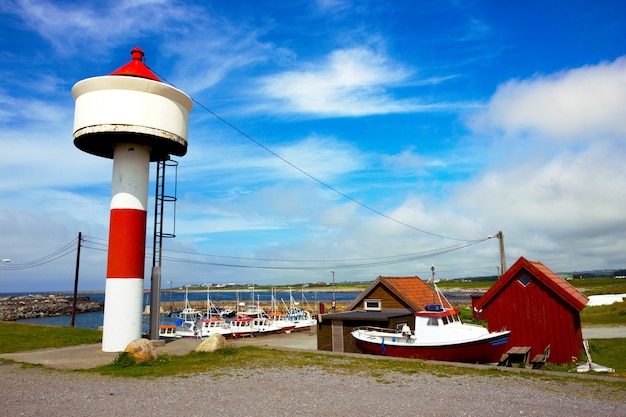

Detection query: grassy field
(0, 321), (102, 353)
(0, 322), (624, 385)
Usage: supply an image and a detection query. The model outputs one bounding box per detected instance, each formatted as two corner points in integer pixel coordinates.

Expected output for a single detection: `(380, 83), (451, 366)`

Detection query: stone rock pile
(0, 294), (104, 321)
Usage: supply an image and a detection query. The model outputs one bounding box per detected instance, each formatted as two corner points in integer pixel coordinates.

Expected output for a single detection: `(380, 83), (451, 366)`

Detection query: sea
(2, 290), (360, 331)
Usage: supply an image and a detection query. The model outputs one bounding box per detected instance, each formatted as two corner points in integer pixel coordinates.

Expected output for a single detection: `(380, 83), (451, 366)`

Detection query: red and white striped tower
(72, 48), (192, 352)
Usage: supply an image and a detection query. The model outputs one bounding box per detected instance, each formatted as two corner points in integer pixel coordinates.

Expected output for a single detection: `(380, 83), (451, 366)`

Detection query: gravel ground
(2, 363), (625, 417)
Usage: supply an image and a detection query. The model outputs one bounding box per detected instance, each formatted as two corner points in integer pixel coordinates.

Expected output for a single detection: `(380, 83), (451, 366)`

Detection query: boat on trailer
(229, 317), (259, 338)
(159, 324), (177, 339)
(175, 319), (198, 339)
(196, 317), (232, 338)
(267, 311), (296, 332)
(351, 287), (510, 364)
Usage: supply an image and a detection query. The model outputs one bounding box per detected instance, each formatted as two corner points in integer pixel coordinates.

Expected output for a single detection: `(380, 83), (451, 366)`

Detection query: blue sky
(1, 0), (625, 292)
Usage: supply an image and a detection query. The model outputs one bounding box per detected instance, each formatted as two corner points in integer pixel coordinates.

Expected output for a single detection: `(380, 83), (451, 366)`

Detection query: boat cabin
(415, 304), (461, 327)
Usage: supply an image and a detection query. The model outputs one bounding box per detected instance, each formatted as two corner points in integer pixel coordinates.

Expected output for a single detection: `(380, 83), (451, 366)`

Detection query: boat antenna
(431, 265), (436, 304)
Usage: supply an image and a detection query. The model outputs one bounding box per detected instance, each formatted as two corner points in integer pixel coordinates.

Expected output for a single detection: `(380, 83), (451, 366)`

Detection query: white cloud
(260, 47), (433, 116)
(455, 57), (626, 272)
(381, 147), (447, 172)
(4, 0), (193, 56)
(181, 133), (365, 188)
(469, 57), (626, 141)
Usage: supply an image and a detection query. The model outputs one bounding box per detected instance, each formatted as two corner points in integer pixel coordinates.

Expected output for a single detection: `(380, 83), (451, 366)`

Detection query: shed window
(518, 273), (532, 287)
(364, 299), (381, 311)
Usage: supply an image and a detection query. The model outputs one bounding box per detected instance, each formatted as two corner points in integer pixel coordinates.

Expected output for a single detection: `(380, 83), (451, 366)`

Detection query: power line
(160, 239), (489, 263)
(79, 234), (488, 271)
(0, 237), (78, 270)
(0, 233), (490, 274)
(159, 239), (486, 271)
(153, 69), (478, 242)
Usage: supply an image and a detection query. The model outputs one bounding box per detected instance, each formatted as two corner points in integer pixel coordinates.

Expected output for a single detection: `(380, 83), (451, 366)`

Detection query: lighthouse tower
(72, 48), (192, 352)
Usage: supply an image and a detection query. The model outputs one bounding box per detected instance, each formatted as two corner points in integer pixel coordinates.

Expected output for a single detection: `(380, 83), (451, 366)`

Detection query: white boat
(287, 308), (317, 330)
(159, 324), (177, 339)
(175, 320), (198, 339)
(351, 285), (511, 363)
(267, 311), (296, 332)
(229, 317), (259, 338)
(281, 289), (317, 330)
(173, 287), (205, 321)
(197, 317), (232, 338)
(251, 317), (284, 334)
(237, 305), (266, 319)
(176, 308), (204, 321)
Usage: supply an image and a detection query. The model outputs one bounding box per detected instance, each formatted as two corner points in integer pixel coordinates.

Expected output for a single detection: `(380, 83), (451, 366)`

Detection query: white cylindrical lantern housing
(72, 75), (192, 161)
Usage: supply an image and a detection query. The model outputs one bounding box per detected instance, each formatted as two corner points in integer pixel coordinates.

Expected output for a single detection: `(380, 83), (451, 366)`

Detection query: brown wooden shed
(473, 257), (588, 364)
(317, 276), (446, 353)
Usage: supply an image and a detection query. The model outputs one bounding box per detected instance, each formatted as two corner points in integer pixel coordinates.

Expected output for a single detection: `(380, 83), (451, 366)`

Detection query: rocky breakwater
(0, 294), (104, 321)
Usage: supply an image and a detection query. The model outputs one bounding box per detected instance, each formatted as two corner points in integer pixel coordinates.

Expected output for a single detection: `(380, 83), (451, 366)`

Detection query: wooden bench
(530, 345), (551, 369)
(498, 346), (531, 367)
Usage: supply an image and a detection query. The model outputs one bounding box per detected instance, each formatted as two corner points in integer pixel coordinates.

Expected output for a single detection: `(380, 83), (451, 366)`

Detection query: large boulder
(195, 333), (228, 353)
(124, 339), (158, 363)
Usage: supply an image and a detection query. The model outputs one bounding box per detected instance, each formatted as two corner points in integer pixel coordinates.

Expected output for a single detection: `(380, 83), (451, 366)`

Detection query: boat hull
(351, 331), (510, 364)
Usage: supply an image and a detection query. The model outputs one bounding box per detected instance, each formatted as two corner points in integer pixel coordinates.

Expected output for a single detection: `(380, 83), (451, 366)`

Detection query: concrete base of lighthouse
(102, 278), (145, 352)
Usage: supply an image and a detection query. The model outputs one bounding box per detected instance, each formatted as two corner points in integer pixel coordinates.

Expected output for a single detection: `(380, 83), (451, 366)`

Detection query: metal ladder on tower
(149, 159), (179, 340)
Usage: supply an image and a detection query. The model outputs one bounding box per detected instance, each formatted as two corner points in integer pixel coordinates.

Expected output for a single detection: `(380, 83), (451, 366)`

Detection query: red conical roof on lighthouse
(109, 47), (161, 82)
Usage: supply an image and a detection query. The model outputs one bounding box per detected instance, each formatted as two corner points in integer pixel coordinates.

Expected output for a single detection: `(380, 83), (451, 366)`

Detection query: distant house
(317, 276), (446, 353)
(473, 257), (588, 364)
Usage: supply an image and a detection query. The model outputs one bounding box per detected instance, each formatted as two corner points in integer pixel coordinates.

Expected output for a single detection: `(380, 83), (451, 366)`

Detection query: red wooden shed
(473, 257), (588, 364)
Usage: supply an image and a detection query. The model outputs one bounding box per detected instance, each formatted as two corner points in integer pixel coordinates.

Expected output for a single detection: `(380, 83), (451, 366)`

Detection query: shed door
(331, 320), (344, 352)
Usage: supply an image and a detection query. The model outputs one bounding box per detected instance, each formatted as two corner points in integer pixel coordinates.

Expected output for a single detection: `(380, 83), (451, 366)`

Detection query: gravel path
(2, 363), (625, 417)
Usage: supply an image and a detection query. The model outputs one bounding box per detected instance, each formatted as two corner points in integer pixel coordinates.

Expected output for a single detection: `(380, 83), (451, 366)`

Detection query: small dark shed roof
(322, 308), (413, 321)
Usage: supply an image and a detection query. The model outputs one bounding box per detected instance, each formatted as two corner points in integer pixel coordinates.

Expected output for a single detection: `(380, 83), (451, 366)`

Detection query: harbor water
(6, 289), (472, 331)
(7, 290), (360, 331)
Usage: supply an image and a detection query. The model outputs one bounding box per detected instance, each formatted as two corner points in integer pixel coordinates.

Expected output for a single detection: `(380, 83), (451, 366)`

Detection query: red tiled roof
(346, 276), (450, 312)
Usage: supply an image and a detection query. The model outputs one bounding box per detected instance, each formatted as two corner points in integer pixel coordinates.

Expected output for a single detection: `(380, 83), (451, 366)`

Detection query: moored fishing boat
(229, 317), (259, 338)
(251, 316), (284, 334)
(196, 317), (232, 338)
(287, 308), (317, 330)
(159, 324), (177, 339)
(351, 286), (510, 363)
(172, 287), (205, 321)
(267, 311), (296, 332)
(175, 319), (198, 339)
(237, 305), (266, 319)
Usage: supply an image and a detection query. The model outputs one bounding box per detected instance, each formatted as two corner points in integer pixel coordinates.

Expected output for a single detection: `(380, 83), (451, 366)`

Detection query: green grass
(88, 343), (625, 383)
(2, 321), (625, 381)
(584, 339), (626, 373)
(572, 278), (626, 295)
(0, 322), (102, 353)
(580, 303), (626, 326)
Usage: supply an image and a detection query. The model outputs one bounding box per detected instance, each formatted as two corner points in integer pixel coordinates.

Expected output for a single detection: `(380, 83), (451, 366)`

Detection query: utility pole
(331, 271), (335, 309)
(70, 232), (82, 327)
(497, 231), (506, 276)
(488, 231), (507, 278)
